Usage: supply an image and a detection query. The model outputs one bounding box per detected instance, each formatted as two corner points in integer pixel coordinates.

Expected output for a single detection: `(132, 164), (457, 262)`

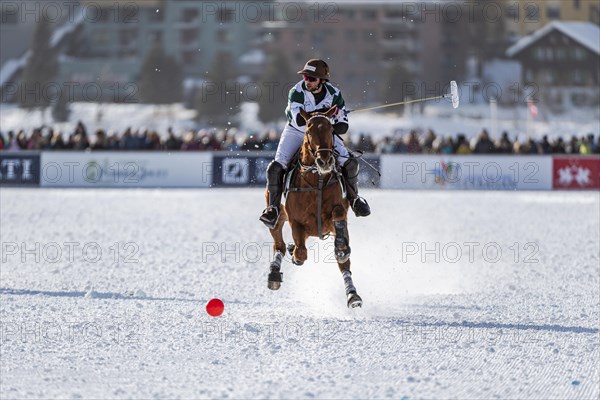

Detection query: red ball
(206, 298), (224, 317)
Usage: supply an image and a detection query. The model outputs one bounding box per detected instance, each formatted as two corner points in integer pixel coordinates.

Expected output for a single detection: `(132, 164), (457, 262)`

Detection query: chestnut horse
(265, 106), (363, 308)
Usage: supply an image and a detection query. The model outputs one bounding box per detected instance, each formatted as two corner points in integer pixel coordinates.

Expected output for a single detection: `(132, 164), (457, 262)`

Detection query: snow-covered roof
(507, 21), (600, 58)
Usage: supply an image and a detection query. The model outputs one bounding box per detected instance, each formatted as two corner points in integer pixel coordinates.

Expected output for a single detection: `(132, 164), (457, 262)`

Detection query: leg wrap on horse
(334, 220), (351, 263)
(342, 270), (356, 295)
(267, 160), (285, 207)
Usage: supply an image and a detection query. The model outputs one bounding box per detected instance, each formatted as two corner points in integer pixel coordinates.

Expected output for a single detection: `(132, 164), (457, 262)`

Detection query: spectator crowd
(1, 122), (598, 155)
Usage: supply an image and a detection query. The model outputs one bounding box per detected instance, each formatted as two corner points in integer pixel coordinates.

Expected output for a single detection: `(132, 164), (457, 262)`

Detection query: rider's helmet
(297, 59), (330, 81)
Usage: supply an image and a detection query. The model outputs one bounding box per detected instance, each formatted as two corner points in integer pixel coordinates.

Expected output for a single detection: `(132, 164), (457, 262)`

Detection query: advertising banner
(0, 152), (40, 186)
(380, 155), (553, 190)
(40, 152), (212, 187)
(212, 152), (381, 188)
(553, 156), (600, 190)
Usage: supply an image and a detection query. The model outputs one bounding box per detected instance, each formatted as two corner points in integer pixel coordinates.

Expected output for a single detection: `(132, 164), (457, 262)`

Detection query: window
(363, 30), (375, 41)
(555, 48), (566, 60)
(573, 0), (580, 10)
(180, 28), (198, 45)
(0, 10), (18, 24)
(526, 69), (534, 81)
(506, 4), (519, 19)
(382, 52), (400, 62)
(547, 6), (560, 19)
(571, 69), (584, 85)
(218, 7), (234, 23)
(592, 5), (600, 24)
(98, 8), (112, 22)
(363, 10), (377, 20)
(545, 70), (557, 84)
(535, 47), (545, 61)
(217, 30), (231, 44)
(92, 31), (110, 46)
(182, 50), (196, 65)
(181, 8), (199, 23)
(525, 4), (539, 21)
(574, 47), (587, 60)
(118, 48), (137, 58)
(148, 8), (163, 22)
(119, 29), (137, 47)
(150, 31), (162, 43)
(385, 10), (405, 19)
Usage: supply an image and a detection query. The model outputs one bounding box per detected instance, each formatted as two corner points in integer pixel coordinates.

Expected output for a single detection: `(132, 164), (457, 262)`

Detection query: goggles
(303, 74), (319, 82)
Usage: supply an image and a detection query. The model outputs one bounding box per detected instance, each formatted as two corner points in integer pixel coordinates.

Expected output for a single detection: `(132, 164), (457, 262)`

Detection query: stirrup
(259, 205), (279, 229)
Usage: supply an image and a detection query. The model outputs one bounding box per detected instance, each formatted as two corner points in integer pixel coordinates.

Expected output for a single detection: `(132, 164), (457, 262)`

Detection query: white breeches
(274, 124), (350, 168)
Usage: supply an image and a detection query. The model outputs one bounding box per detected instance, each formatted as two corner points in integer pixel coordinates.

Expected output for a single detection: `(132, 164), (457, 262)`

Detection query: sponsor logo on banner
(553, 157), (600, 189)
(0, 153), (40, 186)
(222, 158), (249, 184)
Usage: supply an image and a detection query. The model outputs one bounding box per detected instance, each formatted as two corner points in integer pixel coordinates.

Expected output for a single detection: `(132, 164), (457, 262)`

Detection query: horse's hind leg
(268, 206), (287, 290)
(332, 205), (362, 308)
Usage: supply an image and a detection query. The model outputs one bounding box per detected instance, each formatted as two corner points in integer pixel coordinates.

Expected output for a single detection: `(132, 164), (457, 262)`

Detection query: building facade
(507, 21), (600, 110)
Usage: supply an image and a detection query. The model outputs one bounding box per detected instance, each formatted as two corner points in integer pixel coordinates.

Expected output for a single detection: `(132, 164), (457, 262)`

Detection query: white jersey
(285, 81), (349, 131)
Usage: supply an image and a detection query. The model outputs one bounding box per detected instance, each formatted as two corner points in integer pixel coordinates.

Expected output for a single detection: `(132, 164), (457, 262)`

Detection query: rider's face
(305, 78), (321, 91)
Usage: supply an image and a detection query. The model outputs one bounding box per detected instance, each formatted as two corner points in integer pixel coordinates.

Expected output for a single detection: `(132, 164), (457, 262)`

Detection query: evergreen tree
(195, 52), (238, 124)
(138, 40), (183, 104)
(258, 53), (292, 124)
(51, 92), (71, 122)
(20, 19), (58, 110)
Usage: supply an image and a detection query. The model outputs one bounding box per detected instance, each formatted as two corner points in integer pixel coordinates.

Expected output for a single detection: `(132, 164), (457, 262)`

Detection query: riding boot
(342, 157), (371, 217)
(259, 161), (285, 229)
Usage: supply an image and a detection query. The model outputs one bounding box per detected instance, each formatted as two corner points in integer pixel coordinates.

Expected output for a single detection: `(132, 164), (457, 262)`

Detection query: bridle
(300, 114), (334, 172)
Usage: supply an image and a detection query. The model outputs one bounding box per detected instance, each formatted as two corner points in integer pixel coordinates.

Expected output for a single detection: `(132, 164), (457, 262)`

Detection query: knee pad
(267, 160), (285, 181)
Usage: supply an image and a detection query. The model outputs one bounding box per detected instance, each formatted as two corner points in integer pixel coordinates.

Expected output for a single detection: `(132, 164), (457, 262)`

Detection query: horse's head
(299, 106), (338, 174)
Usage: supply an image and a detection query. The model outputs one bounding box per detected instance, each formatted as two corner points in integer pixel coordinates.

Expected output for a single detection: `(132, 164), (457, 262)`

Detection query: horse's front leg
(289, 220), (308, 266)
(332, 205), (362, 308)
(267, 204), (287, 290)
(332, 205), (351, 263)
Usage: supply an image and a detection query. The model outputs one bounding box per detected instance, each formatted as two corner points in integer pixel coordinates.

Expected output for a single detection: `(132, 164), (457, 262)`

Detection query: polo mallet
(346, 81), (460, 114)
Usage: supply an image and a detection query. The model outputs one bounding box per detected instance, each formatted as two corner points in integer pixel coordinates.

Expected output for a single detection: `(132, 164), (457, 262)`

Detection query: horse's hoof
(347, 292), (362, 308)
(287, 243), (295, 253)
(335, 248), (351, 263)
(292, 257), (304, 266)
(268, 272), (283, 290)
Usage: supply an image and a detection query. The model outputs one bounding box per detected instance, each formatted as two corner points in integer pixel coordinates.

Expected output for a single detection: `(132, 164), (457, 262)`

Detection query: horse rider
(259, 59), (371, 229)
